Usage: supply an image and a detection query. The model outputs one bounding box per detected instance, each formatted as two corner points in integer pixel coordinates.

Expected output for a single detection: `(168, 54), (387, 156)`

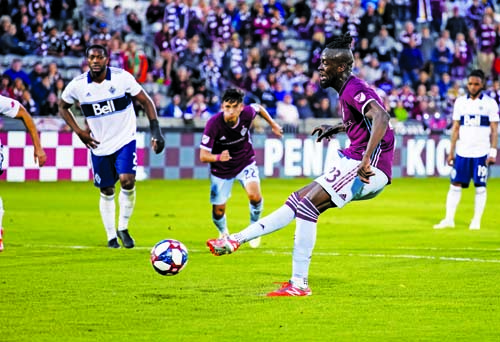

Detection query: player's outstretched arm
(135, 90), (165, 154)
(311, 123), (345, 142)
(15, 104), (47, 167)
(59, 99), (100, 149)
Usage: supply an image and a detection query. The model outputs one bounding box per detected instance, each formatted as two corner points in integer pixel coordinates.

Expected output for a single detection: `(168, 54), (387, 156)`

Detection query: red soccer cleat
(206, 237), (240, 256)
(0, 227), (4, 252)
(266, 281), (312, 297)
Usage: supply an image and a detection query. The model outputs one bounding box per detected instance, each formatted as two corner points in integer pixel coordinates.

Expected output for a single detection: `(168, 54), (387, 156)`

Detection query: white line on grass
(31, 244), (500, 264)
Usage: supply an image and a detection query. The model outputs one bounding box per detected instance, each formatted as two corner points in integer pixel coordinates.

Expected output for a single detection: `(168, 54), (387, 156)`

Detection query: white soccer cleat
(433, 219), (455, 229)
(469, 220), (480, 230)
(248, 236), (261, 248)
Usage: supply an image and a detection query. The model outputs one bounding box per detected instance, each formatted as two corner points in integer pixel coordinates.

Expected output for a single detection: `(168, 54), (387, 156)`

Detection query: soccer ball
(150, 239), (188, 276)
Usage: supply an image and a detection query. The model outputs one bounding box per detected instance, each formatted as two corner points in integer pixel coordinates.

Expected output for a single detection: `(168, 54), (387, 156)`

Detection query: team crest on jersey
(86, 92), (91, 97)
(202, 134), (210, 144)
(109, 86), (116, 94)
(240, 126), (248, 136)
(354, 92), (366, 103)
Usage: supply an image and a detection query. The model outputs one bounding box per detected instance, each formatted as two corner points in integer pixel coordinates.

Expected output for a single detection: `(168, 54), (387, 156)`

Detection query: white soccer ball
(150, 239), (188, 276)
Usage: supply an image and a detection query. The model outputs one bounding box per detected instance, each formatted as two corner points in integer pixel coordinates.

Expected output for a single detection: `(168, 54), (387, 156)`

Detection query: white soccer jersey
(452, 93), (500, 157)
(61, 67), (143, 156)
(0, 95), (20, 119)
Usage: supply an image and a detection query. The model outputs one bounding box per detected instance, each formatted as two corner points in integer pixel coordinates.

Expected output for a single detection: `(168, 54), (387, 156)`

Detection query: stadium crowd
(1, 0), (500, 133)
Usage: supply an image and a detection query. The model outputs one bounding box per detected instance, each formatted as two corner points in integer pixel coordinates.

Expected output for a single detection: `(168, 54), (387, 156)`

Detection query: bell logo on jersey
(92, 100), (116, 115)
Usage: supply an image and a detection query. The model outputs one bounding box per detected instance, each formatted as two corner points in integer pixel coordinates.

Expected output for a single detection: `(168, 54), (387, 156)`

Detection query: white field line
(29, 244), (500, 264)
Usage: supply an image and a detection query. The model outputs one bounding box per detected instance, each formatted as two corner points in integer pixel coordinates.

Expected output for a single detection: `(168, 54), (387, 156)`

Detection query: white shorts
(210, 162), (260, 205)
(315, 152), (388, 208)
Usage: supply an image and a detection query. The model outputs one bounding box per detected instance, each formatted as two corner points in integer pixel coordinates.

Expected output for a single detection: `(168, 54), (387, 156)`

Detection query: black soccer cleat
(107, 238), (120, 249)
(117, 229), (135, 248)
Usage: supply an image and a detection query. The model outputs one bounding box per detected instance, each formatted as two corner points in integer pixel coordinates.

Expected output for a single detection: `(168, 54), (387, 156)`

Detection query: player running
(59, 44), (165, 249)
(0, 95), (47, 251)
(434, 69), (499, 230)
(200, 88), (282, 248)
(206, 33), (395, 296)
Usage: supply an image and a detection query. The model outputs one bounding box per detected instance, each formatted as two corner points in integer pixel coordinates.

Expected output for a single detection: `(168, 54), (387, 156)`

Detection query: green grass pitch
(1, 178), (500, 341)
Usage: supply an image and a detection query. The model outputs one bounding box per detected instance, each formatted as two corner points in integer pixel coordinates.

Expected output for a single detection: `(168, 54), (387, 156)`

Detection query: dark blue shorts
(90, 140), (137, 188)
(450, 154), (488, 188)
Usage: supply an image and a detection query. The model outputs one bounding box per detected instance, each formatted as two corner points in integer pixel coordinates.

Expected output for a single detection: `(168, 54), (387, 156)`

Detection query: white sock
(250, 199), (263, 224)
(0, 196), (4, 228)
(100, 193), (116, 241)
(213, 214), (228, 236)
(118, 187), (136, 232)
(291, 198), (319, 288)
(232, 204), (295, 243)
(472, 187), (486, 223)
(445, 184), (462, 222)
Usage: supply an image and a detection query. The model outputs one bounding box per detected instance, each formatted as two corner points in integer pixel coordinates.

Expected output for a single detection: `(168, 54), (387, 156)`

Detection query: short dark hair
(222, 88), (244, 104)
(469, 69), (485, 83)
(326, 33), (353, 50)
(86, 44), (108, 58)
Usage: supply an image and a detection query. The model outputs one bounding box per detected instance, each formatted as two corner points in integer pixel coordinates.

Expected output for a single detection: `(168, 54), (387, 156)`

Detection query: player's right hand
(78, 130), (100, 149)
(311, 124), (336, 142)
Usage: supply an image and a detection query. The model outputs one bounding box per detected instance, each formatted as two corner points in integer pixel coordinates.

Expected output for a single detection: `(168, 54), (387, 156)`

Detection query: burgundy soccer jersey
(338, 75), (395, 180)
(200, 105), (257, 179)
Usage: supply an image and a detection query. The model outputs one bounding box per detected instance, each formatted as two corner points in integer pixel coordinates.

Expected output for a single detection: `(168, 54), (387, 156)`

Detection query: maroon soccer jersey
(338, 75), (395, 180)
(200, 105), (257, 179)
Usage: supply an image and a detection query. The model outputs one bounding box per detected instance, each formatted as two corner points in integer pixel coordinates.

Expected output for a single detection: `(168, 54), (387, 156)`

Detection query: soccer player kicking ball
(200, 88), (283, 248)
(0, 95), (47, 251)
(434, 69), (499, 230)
(207, 33), (395, 296)
(59, 44), (165, 249)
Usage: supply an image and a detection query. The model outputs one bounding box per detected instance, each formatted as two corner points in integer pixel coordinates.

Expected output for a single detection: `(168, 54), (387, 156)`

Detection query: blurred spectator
(437, 72), (452, 99)
(61, 22), (85, 57)
(46, 62), (62, 86)
(233, 1), (253, 43)
(83, 0), (108, 33)
(363, 57), (383, 84)
(419, 26), (434, 63)
(108, 5), (130, 38)
(108, 37), (126, 69)
(276, 93), (299, 132)
(45, 26), (64, 57)
(466, 0), (485, 31)
(162, 94), (184, 118)
(371, 25), (398, 79)
(40, 92), (59, 116)
(252, 3), (272, 43)
(430, 0), (445, 34)
(0, 21), (29, 55)
(91, 21), (112, 46)
(126, 11), (143, 35)
(399, 38), (424, 87)
(314, 97), (335, 118)
(477, 14), (497, 79)
(431, 37), (453, 82)
(146, 0), (165, 25)
(31, 73), (52, 109)
(21, 89), (39, 116)
(359, 2), (383, 42)
(254, 79), (277, 117)
(295, 94), (314, 119)
(414, 70), (432, 91)
(451, 32), (473, 82)
(375, 71), (394, 95)
(185, 93), (209, 119)
(376, 0), (396, 37)
(3, 59), (31, 87)
(399, 20), (421, 48)
(446, 5), (469, 41)
(124, 40), (149, 84)
(0, 75), (14, 98)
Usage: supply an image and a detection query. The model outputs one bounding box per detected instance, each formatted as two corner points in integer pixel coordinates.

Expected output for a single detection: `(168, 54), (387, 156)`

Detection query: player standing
(434, 69), (499, 230)
(59, 44), (165, 249)
(200, 88), (282, 248)
(0, 95), (47, 251)
(206, 33), (395, 296)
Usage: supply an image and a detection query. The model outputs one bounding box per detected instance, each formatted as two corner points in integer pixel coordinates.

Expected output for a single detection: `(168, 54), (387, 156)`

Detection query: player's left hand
(151, 134), (165, 154)
(35, 147), (47, 167)
(357, 159), (375, 184)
